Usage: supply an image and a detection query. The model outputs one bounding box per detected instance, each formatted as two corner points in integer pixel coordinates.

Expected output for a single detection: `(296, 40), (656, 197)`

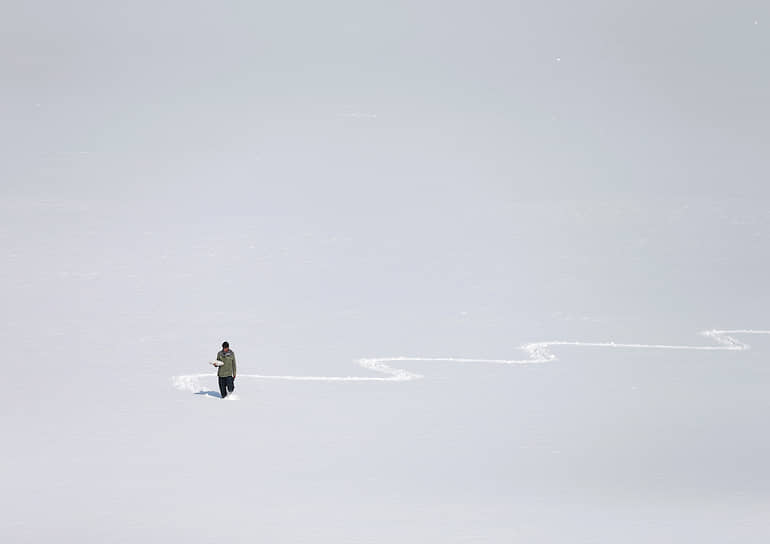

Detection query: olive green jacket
(216, 349), (237, 378)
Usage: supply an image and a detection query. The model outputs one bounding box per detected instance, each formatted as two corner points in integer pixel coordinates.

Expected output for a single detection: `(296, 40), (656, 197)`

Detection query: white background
(2, 1), (769, 541)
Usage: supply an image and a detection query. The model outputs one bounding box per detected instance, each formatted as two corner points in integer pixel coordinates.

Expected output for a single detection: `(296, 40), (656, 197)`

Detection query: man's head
(222, 341), (230, 351)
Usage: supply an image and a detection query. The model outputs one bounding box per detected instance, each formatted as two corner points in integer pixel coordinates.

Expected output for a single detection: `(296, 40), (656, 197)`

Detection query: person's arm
(232, 354), (237, 378)
(212, 352), (224, 367)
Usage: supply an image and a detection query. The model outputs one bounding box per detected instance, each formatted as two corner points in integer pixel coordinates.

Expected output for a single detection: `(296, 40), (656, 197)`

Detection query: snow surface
(3, 1), (770, 542)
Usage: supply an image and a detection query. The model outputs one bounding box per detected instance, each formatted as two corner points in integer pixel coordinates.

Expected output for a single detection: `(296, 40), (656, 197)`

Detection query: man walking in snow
(212, 341), (237, 398)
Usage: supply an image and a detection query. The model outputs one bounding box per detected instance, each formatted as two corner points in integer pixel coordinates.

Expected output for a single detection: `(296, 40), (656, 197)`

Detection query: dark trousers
(218, 376), (235, 398)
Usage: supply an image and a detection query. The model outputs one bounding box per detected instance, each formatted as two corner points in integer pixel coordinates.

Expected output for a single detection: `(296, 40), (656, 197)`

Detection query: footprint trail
(172, 329), (770, 394)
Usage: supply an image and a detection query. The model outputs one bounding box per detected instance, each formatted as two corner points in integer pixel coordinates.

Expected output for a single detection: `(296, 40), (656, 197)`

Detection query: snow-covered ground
(2, 2), (770, 542)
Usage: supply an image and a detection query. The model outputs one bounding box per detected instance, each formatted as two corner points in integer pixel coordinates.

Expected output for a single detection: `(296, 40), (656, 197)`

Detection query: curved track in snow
(172, 329), (770, 394)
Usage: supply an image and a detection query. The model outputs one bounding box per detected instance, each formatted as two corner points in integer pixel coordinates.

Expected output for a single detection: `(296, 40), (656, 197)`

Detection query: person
(213, 341), (237, 398)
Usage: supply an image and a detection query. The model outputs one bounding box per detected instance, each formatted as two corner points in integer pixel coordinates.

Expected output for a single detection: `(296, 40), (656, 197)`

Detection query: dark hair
(222, 341), (229, 349)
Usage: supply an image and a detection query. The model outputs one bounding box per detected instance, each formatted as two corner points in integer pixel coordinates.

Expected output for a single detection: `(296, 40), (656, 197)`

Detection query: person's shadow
(194, 390), (222, 398)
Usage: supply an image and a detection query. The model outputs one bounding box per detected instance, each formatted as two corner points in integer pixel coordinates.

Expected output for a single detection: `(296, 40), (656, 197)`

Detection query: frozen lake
(2, 1), (769, 542)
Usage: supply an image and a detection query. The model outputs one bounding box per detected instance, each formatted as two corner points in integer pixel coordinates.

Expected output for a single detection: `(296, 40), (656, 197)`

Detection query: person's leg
(218, 377), (228, 398)
(227, 376), (235, 394)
